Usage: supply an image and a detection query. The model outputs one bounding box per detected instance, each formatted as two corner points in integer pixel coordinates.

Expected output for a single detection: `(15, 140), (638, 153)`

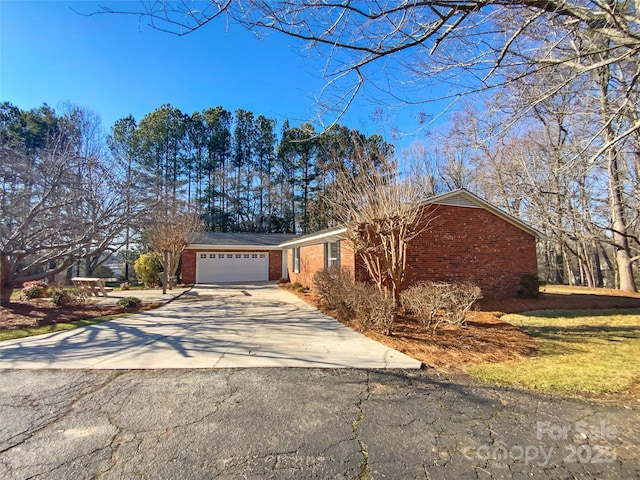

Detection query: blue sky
(1, 1), (442, 154)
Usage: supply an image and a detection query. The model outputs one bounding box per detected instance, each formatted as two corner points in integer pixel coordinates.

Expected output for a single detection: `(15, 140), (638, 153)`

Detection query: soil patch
(0, 299), (163, 331)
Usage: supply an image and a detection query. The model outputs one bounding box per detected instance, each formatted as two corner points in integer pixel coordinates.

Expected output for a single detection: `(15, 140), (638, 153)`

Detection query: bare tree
(143, 209), (203, 294)
(327, 153), (434, 305)
(96, 2), (639, 131)
(0, 136), (126, 305)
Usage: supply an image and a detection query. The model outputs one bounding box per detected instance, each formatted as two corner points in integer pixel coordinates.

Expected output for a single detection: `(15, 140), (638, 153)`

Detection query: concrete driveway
(0, 284), (420, 369)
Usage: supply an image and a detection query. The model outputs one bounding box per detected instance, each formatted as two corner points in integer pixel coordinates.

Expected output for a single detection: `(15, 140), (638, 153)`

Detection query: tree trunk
(593, 245), (604, 288)
(554, 242), (565, 284)
(604, 128), (637, 292)
(161, 251), (169, 295)
(598, 55), (638, 292)
(1, 255), (14, 305)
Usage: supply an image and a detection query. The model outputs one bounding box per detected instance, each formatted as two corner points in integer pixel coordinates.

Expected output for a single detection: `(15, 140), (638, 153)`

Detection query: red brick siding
(268, 250), (283, 281)
(287, 241), (357, 288)
(285, 204), (537, 297)
(180, 249), (282, 284)
(181, 250), (197, 284)
(288, 244), (324, 287)
(404, 204), (538, 296)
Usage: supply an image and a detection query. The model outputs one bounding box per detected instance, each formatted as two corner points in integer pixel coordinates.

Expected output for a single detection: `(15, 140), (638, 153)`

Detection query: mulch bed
(0, 298), (163, 331)
(284, 285), (640, 372)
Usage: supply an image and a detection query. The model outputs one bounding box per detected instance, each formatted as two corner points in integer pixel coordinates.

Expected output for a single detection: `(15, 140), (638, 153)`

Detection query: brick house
(279, 189), (541, 297)
(182, 189), (541, 297)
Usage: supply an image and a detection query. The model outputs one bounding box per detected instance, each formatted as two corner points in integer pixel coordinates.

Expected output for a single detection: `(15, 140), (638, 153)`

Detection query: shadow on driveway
(0, 284), (420, 369)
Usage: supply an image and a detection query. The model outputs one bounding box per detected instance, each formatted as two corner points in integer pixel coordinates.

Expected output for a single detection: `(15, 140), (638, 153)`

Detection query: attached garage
(196, 251), (269, 283)
(181, 233), (294, 285)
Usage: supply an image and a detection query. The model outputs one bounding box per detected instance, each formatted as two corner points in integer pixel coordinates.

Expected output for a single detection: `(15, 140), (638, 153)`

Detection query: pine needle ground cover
(468, 309), (640, 399)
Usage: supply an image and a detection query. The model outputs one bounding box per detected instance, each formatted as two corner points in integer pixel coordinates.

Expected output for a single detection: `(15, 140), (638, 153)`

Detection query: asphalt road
(1, 368), (638, 479)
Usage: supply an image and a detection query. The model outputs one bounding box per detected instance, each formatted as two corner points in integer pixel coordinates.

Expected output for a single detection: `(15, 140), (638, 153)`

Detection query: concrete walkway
(0, 284), (420, 369)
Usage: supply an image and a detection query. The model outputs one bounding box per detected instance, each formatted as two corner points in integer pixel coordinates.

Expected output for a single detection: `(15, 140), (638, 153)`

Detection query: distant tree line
(108, 103), (393, 235)
(410, 95), (639, 290)
(3, 95), (638, 295)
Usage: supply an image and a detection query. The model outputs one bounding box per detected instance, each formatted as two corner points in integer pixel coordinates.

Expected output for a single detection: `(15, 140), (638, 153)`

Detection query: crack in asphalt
(0, 371), (123, 456)
(93, 370), (242, 478)
(352, 371), (372, 479)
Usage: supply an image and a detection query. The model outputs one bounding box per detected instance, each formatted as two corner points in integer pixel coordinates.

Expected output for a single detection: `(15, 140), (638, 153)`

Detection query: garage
(196, 251), (269, 283)
(182, 232), (294, 284)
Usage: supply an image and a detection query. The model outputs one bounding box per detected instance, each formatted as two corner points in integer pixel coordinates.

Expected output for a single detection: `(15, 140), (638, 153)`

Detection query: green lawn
(0, 314), (129, 342)
(468, 309), (640, 397)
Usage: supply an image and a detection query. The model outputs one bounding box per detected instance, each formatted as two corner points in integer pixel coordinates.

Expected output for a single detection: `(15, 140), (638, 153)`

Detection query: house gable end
(425, 189), (544, 240)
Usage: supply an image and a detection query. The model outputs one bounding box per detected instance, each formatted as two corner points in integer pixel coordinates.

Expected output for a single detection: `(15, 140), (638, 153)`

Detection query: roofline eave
(279, 228), (348, 248)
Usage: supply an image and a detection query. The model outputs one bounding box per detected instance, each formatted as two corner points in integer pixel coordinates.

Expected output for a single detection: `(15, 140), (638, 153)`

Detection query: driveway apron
(0, 284), (420, 369)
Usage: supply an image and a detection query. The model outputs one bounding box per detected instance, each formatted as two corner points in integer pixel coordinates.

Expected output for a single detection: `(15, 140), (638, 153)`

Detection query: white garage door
(196, 252), (269, 283)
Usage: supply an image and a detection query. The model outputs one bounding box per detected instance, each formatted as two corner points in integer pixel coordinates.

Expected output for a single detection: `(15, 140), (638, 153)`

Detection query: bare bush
(400, 281), (448, 330)
(314, 266), (396, 334)
(347, 283), (396, 335)
(435, 283), (483, 332)
(50, 288), (88, 307)
(313, 266), (355, 320)
(401, 281), (483, 332)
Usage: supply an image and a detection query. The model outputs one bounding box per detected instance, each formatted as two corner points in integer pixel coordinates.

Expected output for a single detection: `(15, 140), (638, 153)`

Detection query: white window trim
(325, 241), (340, 268)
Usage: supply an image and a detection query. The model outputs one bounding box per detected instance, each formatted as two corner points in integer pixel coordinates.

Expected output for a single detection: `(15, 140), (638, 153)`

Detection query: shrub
(347, 282), (396, 335)
(134, 254), (160, 288)
(401, 281), (483, 332)
(50, 289), (73, 307)
(291, 282), (309, 292)
(518, 273), (542, 298)
(93, 265), (114, 279)
(314, 267), (396, 334)
(401, 281), (448, 330)
(20, 280), (49, 300)
(70, 288), (89, 301)
(117, 296), (142, 309)
(440, 282), (483, 327)
(313, 266), (355, 320)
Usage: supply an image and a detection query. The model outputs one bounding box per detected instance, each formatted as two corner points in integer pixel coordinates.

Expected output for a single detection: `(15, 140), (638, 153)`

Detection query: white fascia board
(279, 228), (347, 248)
(185, 244), (284, 250)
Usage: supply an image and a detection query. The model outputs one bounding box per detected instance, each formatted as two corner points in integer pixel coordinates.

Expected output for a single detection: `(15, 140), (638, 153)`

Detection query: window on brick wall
(292, 248), (301, 273)
(325, 241), (340, 268)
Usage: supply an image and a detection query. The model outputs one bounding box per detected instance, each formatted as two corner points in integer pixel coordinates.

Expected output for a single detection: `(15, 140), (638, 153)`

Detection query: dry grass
(543, 284), (640, 297)
(468, 309), (640, 400)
